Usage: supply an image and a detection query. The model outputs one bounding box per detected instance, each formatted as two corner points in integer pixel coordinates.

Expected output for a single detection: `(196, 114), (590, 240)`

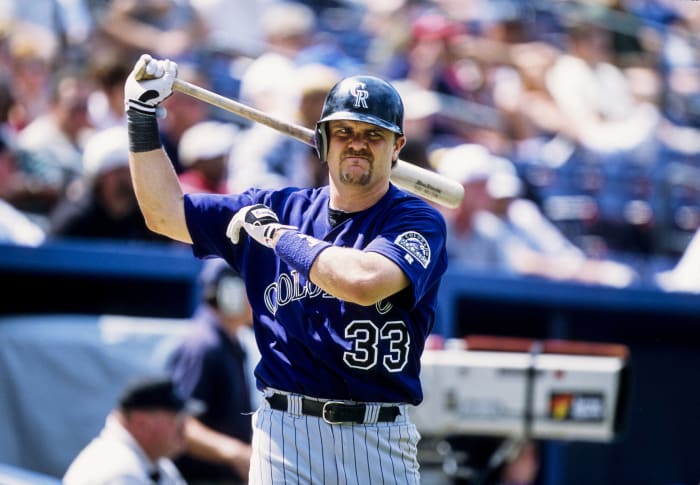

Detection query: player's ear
(392, 135), (406, 165)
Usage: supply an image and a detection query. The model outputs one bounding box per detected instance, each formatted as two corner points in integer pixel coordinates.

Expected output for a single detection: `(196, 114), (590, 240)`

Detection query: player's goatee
(340, 168), (372, 185)
(340, 151), (373, 185)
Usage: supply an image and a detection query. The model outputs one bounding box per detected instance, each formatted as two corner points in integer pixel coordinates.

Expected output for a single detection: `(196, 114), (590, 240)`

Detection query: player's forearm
(269, 229), (408, 305)
(185, 418), (251, 477)
(129, 149), (191, 243)
(233, 207), (410, 305)
(125, 67), (191, 244)
(309, 246), (409, 306)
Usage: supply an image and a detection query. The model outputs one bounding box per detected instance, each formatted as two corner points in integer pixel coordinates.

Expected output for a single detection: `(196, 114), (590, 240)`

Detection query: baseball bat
(172, 79), (464, 208)
(136, 67), (463, 208)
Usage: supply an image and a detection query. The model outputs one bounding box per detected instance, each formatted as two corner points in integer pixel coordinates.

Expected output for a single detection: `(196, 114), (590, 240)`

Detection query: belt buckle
(322, 400), (348, 425)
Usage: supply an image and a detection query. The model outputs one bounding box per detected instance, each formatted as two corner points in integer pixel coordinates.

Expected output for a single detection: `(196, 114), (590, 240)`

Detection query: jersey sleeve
(364, 200), (448, 308)
(183, 190), (260, 267)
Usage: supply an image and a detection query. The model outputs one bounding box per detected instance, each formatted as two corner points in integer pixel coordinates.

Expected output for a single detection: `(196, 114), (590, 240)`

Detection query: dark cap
(118, 376), (205, 415)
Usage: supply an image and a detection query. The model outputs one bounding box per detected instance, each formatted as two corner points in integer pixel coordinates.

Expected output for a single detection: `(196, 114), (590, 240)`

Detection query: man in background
(0, 132), (46, 245)
(48, 125), (168, 242)
(169, 258), (255, 484)
(63, 376), (203, 485)
(437, 143), (637, 287)
(177, 120), (237, 195)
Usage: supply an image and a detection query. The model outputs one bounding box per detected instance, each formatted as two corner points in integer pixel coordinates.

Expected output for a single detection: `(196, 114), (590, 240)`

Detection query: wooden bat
(137, 66), (464, 208)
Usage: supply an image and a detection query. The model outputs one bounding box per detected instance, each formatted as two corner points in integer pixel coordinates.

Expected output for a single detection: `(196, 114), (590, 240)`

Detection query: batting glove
(226, 204), (297, 249)
(124, 54), (177, 115)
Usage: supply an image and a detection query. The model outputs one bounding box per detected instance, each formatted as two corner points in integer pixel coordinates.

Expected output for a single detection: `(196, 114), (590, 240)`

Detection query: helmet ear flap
(314, 122), (328, 162)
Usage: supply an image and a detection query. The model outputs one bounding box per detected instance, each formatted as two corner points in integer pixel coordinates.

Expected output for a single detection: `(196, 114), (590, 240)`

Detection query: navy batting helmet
(314, 75), (404, 161)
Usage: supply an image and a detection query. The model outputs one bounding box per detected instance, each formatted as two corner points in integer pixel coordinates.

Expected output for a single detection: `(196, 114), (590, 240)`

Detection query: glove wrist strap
(274, 231), (331, 281)
(127, 109), (162, 153)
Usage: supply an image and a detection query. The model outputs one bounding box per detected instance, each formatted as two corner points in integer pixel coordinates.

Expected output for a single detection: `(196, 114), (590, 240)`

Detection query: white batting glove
(124, 54), (178, 115)
(226, 204), (297, 249)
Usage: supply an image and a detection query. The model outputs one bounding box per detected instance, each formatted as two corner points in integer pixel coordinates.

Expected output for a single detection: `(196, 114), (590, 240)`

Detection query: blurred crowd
(1, 0), (699, 291)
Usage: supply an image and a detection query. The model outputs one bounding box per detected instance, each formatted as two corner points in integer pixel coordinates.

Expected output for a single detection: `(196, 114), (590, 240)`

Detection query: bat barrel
(391, 161), (464, 209)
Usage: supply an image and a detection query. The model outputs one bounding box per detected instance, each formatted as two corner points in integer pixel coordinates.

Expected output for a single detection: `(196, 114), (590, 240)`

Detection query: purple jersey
(184, 184), (447, 405)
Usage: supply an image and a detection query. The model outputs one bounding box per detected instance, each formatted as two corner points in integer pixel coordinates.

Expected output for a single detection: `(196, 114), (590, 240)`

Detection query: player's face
(325, 120), (404, 187)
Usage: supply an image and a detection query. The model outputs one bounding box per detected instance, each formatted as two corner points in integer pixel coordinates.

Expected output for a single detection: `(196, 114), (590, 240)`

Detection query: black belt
(266, 393), (401, 425)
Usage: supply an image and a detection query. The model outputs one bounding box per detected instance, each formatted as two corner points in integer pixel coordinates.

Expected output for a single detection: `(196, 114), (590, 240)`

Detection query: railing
(0, 240), (202, 317)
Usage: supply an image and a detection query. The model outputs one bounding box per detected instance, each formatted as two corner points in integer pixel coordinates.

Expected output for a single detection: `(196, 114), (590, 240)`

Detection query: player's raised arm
(125, 54), (191, 244)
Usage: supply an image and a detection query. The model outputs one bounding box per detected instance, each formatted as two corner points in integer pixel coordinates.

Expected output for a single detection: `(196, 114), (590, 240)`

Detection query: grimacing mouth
(341, 148), (373, 163)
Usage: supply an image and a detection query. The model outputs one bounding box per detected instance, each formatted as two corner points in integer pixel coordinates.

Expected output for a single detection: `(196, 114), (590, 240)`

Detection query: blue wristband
(274, 231), (331, 281)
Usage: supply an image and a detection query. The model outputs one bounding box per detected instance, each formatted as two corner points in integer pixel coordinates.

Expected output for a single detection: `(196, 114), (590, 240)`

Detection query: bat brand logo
(350, 83), (369, 109)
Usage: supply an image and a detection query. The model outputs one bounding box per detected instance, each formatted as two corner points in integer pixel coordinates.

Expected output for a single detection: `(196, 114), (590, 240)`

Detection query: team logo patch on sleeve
(394, 231), (431, 268)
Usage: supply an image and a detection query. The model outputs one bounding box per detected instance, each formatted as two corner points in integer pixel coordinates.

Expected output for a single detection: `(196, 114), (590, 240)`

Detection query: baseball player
(125, 54), (448, 484)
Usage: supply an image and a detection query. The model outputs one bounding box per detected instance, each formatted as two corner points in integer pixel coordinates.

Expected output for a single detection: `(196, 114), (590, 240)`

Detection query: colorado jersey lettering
(184, 184), (448, 405)
(262, 270), (333, 315)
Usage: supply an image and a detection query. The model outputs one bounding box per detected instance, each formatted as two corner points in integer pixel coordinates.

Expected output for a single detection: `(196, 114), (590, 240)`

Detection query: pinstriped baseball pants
(248, 397), (421, 485)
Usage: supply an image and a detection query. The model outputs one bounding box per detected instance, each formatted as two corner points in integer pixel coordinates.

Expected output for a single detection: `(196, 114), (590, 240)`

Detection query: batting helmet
(314, 75), (404, 161)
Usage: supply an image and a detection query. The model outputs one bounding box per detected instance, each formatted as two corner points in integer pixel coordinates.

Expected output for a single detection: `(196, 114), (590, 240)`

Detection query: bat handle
(172, 79), (316, 145)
